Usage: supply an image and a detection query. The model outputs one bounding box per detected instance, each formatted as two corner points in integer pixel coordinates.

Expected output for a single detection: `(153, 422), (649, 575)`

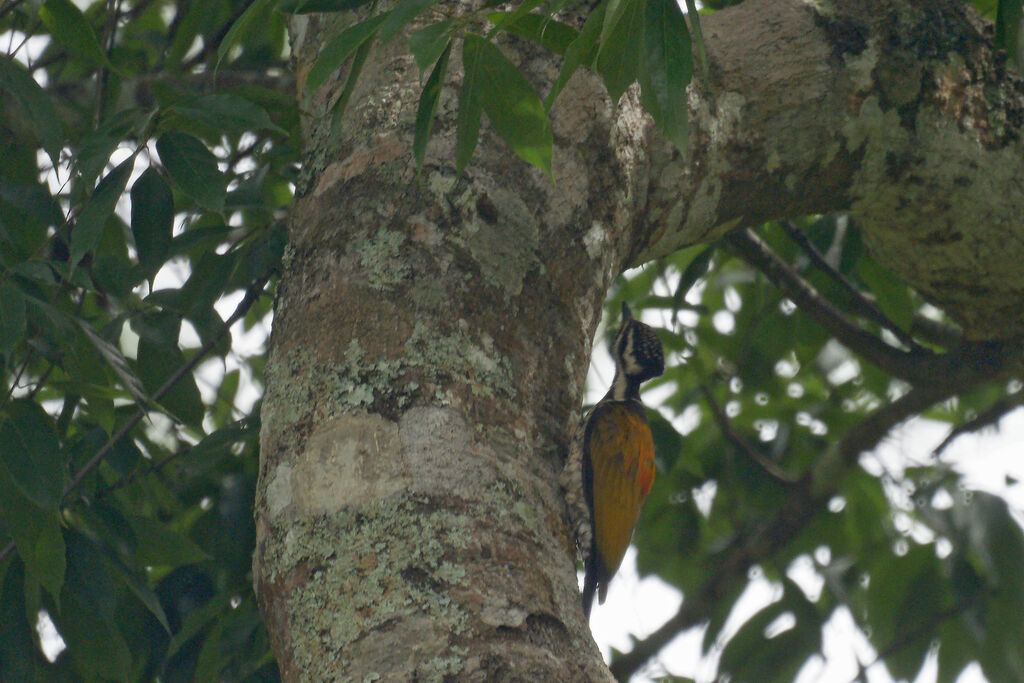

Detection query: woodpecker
(564, 302), (665, 618)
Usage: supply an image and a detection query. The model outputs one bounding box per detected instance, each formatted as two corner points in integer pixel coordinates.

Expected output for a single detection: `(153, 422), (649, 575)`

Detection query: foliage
(0, 0), (293, 678)
(298, 0), (694, 175)
(606, 219), (1024, 682)
(1, 1), (1023, 682)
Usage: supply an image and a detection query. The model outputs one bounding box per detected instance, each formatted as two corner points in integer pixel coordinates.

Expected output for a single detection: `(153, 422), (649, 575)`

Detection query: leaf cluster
(604, 217), (1024, 682)
(296, 0), (695, 176)
(0, 0), (295, 678)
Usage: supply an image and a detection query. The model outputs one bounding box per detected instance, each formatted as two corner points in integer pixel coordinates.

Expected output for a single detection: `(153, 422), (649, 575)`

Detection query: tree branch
(699, 383), (800, 484)
(727, 229), (1015, 389)
(933, 393), (1024, 456)
(780, 220), (923, 351)
(634, 0), (1024, 340)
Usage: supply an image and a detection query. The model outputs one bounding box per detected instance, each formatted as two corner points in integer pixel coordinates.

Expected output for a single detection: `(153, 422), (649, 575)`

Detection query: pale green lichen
(357, 228), (410, 290)
(419, 655), (466, 680)
(403, 322), (516, 400)
(263, 496), (479, 679)
(264, 339), (416, 431)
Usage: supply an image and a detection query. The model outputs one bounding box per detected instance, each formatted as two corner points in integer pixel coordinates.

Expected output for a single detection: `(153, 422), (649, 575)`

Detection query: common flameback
(565, 302), (665, 618)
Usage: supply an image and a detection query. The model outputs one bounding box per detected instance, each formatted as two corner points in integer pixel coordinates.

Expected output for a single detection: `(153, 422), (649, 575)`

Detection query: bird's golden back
(584, 401), (655, 590)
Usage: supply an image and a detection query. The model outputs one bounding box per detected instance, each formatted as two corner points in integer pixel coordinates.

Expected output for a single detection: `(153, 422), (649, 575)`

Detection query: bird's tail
(582, 553), (598, 618)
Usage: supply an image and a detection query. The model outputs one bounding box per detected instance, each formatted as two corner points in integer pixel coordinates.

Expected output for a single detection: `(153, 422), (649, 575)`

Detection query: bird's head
(612, 302), (665, 388)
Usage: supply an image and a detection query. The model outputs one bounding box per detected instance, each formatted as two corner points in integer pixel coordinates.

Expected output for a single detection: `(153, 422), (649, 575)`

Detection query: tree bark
(254, 0), (1024, 679)
(638, 0), (1024, 340)
(253, 4), (643, 679)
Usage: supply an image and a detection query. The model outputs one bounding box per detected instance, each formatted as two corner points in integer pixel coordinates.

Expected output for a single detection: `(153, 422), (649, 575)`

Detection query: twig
(780, 220), (922, 351)
(1, 351), (33, 409)
(6, 19), (41, 59)
(93, 444), (190, 501)
(727, 229), (1013, 388)
(699, 384), (800, 484)
(93, 0), (120, 130)
(933, 394), (1024, 456)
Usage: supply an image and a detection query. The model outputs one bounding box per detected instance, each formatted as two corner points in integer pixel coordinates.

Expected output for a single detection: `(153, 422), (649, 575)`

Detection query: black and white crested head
(610, 303), (664, 400)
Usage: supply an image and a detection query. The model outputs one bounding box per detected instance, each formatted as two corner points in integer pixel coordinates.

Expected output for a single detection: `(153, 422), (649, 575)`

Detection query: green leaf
(0, 183), (61, 259)
(166, 591), (233, 659)
(487, 12), (579, 56)
(464, 34), (553, 174)
(76, 320), (148, 408)
(193, 611), (227, 681)
(170, 94), (287, 136)
(137, 334), (205, 428)
(156, 132), (227, 212)
(997, 0), (1023, 62)
(59, 533), (132, 681)
(70, 130), (124, 204)
(409, 20), (454, 73)
(674, 244), (715, 314)
(180, 251), (240, 316)
(378, 0), (439, 45)
(0, 399), (63, 510)
(276, 0), (373, 12)
(330, 36), (374, 134)
(216, 0), (275, 71)
(128, 516), (212, 568)
(413, 41), (452, 168)
(455, 37), (485, 176)
(856, 257), (914, 331)
(546, 2), (606, 109)
(130, 167), (174, 278)
(306, 14), (388, 96)
(101, 548), (172, 634)
(596, 0), (645, 103)
(39, 0), (112, 70)
(642, 0), (692, 152)
(70, 155), (136, 267)
(0, 280), (26, 356)
(0, 561), (35, 682)
(0, 56), (65, 168)
(484, 0), (544, 37)
(0, 463), (65, 599)
(181, 418), (258, 475)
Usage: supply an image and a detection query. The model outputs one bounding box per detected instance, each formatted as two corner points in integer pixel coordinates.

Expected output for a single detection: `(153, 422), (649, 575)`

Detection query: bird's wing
(586, 403), (656, 588)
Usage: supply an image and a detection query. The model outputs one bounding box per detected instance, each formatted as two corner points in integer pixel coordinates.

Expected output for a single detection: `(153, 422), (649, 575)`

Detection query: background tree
(2, 0), (1024, 681)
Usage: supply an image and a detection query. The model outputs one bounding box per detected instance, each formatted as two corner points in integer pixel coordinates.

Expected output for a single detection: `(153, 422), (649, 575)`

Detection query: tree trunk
(254, 0), (1024, 679)
(252, 4), (646, 679)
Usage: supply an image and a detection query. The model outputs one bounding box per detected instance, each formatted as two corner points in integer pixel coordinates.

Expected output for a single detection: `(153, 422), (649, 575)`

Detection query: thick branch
(635, 0), (1024, 339)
